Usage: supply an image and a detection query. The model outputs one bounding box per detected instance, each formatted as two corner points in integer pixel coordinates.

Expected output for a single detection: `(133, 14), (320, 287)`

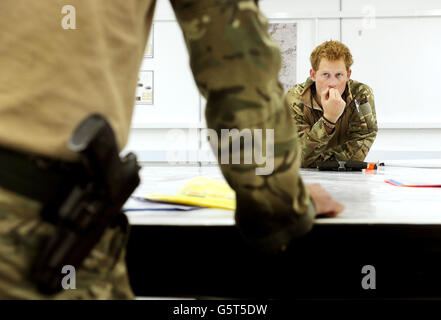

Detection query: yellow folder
(146, 176), (236, 211)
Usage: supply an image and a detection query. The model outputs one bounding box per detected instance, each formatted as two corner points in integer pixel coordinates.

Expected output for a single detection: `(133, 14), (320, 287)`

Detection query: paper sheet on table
(145, 176), (236, 210)
(123, 196), (201, 211)
(385, 179), (441, 188)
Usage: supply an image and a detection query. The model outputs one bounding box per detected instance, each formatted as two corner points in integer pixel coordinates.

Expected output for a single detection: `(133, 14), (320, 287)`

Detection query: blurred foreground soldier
(286, 41), (378, 168)
(0, 0), (343, 299)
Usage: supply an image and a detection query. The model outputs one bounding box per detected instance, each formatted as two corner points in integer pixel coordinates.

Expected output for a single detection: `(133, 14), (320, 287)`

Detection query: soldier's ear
(310, 69), (316, 81)
(347, 69), (352, 79)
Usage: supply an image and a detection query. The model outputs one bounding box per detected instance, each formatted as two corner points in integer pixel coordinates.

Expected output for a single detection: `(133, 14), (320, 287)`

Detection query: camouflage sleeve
(289, 101), (336, 168)
(170, 0), (315, 253)
(309, 88), (378, 166)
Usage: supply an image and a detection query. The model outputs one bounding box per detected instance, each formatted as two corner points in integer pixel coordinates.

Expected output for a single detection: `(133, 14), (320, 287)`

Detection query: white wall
(125, 0), (441, 163)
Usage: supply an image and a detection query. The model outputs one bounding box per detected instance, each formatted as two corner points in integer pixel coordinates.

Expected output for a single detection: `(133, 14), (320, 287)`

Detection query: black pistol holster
(31, 113), (140, 294)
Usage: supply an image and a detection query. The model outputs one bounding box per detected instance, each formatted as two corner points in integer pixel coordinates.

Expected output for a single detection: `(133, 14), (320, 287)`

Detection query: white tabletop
(126, 164), (441, 226)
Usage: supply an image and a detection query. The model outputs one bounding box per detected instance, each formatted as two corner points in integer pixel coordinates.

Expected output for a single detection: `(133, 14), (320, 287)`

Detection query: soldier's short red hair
(310, 40), (353, 71)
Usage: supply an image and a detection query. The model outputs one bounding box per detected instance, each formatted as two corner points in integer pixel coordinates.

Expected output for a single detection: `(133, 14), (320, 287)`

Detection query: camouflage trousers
(0, 186), (134, 299)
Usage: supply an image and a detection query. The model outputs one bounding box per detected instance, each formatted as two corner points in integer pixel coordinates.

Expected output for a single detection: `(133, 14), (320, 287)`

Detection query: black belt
(0, 145), (85, 219)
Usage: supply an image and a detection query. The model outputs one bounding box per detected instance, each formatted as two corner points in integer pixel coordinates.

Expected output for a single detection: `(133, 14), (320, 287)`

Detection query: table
(125, 165), (441, 299)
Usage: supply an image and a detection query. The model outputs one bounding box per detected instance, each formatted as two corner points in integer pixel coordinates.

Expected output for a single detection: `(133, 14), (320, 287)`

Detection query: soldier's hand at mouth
(307, 183), (344, 218)
(321, 87), (346, 123)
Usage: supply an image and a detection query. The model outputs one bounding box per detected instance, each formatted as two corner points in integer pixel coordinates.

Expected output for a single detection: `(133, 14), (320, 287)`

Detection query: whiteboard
(342, 17), (441, 124)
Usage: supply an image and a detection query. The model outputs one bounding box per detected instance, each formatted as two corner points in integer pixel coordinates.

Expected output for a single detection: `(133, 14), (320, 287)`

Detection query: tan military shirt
(0, 1), (156, 161)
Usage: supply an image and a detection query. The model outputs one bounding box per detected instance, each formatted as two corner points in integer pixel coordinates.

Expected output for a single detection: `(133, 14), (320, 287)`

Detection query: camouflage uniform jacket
(286, 78), (378, 168)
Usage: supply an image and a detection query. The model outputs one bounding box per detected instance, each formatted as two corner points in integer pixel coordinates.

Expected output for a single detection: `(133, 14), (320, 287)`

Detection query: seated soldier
(286, 40), (378, 168)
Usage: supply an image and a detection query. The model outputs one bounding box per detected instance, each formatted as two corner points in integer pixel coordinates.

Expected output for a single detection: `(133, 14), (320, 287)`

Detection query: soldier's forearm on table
(321, 133), (377, 161)
(173, 0), (314, 253)
(301, 129), (377, 166)
(301, 149), (337, 168)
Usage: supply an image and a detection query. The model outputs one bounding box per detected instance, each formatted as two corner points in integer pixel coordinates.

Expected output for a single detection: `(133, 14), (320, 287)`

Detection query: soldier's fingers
(317, 201), (344, 217)
(330, 89), (339, 99)
(327, 89), (335, 101)
(336, 91), (345, 101)
(323, 195), (343, 212)
(333, 201), (344, 215)
(321, 88), (330, 100)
